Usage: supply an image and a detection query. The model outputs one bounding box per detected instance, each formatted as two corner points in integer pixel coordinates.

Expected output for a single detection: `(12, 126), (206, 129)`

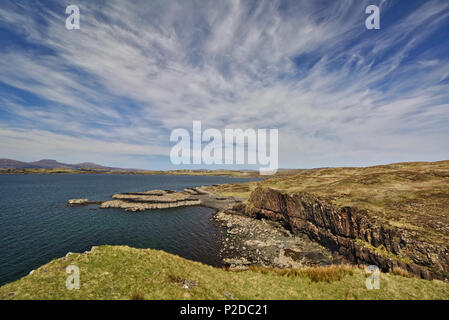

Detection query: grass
(354, 239), (414, 265)
(1, 246), (448, 300)
(247, 265), (355, 283)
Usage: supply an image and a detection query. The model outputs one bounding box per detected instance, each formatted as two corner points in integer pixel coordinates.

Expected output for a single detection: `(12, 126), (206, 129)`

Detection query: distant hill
(0, 159), (120, 170)
(0, 159), (41, 169)
(73, 162), (114, 170)
(27, 159), (73, 169)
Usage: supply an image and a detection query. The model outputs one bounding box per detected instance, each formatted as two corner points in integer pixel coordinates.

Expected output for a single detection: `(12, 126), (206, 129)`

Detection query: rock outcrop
(233, 187), (449, 280)
(100, 190), (201, 212)
(100, 199), (201, 211)
(212, 210), (340, 270)
(68, 199), (101, 206)
(68, 187), (241, 212)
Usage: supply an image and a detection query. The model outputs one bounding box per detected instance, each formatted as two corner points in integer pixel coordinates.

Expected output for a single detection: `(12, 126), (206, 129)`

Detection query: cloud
(0, 0), (448, 169)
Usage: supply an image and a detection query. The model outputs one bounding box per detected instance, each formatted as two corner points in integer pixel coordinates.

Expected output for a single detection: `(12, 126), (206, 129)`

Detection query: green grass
(1, 246), (448, 300)
(354, 239), (414, 265)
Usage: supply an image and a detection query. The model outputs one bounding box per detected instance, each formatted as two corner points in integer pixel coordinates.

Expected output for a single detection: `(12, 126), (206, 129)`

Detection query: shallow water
(0, 174), (259, 286)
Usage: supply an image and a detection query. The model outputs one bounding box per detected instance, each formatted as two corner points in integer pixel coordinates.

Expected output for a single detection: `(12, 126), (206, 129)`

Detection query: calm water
(0, 174), (259, 286)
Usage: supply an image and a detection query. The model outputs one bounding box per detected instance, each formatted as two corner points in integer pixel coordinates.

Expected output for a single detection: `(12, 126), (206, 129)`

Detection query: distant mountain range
(0, 159), (122, 170)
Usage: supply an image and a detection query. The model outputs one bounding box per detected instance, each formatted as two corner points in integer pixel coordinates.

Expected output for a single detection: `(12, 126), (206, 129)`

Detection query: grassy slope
(205, 160), (449, 246)
(1, 246), (448, 300)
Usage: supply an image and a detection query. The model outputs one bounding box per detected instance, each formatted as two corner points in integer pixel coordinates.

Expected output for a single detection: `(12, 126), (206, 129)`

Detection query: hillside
(205, 160), (449, 244)
(0, 159), (40, 169)
(0, 159), (265, 177)
(1, 246), (448, 300)
(0, 158), (116, 170)
(204, 160), (449, 279)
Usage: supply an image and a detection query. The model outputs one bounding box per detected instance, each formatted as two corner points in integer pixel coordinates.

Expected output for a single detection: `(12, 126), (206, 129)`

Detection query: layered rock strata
(232, 187), (449, 280)
(212, 210), (340, 270)
(68, 188), (239, 212)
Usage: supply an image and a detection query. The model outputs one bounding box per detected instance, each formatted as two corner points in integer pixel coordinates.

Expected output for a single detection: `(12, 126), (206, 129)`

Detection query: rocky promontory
(232, 187), (449, 280)
(67, 171), (449, 280)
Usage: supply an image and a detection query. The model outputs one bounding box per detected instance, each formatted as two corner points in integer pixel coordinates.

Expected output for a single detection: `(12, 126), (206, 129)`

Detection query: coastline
(2, 160), (449, 298)
(68, 185), (341, 270)
(0, 168), (264, 178)
(201, 161), (449, 281)
(65, 159), (449, 280)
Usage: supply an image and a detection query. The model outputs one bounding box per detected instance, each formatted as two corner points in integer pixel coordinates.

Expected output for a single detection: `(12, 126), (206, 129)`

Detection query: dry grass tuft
(167, 273), (184, 283)
(130, 291), (146, 300)
(248, 265), (271, 274)
(390, 267), (413, 278)
(247, 264), (354, 283)
(301, 265), (354, 283)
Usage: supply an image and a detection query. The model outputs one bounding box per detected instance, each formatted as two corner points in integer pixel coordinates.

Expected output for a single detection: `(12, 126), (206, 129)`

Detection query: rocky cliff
(232, 187), (449, 280)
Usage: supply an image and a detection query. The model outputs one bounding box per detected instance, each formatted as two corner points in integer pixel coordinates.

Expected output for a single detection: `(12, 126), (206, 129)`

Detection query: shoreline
(4, 158), (449, 295)
(68, 186), (348, 270)
(0, 168), (264, 178)
(2, 176), (449, 298)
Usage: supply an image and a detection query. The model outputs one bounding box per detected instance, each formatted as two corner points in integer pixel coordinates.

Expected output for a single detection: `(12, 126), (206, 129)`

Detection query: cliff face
(233, 187), (449, 280)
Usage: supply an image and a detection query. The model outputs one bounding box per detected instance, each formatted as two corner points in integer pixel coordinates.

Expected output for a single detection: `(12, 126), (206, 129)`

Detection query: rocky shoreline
(212, 209), (344, 270)
(68, 187), (347, 270)
(67, 185), (449, 279)
(231, 187), (449, 280)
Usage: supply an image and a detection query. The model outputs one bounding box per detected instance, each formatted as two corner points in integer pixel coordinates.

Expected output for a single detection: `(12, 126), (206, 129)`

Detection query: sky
(0, 0), (448, 170)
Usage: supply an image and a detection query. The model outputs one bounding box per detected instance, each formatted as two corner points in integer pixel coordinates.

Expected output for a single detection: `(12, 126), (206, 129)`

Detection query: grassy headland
(1, 246), (448, 300)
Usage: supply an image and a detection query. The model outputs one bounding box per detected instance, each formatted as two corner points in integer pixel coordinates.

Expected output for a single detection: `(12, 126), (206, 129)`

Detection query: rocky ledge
(68, 187), (241, 212)
(212, 210), (343, 270)
(100, 190), (201, 211)
(231, 187), (449, 280)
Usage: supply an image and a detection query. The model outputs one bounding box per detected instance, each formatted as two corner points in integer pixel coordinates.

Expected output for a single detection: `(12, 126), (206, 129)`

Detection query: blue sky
(0, 0), (448, 170)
